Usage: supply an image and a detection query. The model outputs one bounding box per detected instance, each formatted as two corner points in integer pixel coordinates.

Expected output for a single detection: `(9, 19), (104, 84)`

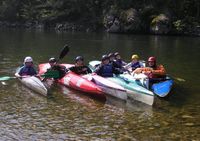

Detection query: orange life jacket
(139, 65), (166, 78)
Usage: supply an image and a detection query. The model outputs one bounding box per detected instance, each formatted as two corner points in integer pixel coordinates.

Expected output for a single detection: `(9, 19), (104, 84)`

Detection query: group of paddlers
(15, 52), (166, 83)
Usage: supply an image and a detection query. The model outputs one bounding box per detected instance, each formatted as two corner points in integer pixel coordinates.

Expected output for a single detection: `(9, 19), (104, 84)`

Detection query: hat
(24, 56), (33, 63)
(49, 57), (57, 63)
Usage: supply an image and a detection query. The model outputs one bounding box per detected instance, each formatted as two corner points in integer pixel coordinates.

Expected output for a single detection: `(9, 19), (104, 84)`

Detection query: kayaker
(15, 56), (37, 77)
(124, 54), (142, 71)
(95, 55), (122, 77)
(114, 52), (127, 68)
(108, 53), (121, 69)
(68, 56), (92, 75)
(134, 56), (166, 79)
(46, 57), (67, 79)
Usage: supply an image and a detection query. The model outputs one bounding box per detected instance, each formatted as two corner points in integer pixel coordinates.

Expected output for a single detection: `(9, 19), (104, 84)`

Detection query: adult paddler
(134, 56), (166, 81)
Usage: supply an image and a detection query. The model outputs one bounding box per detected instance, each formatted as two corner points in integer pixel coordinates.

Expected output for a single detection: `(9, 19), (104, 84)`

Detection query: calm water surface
(0, 29), (199, 140)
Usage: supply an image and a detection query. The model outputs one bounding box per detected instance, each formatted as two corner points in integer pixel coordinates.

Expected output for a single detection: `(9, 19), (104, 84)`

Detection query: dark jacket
(18, 66), (37, 76)
(48, 65), (67, 79)
(95, 63), (122, 77)
(69, 65), (92, 75)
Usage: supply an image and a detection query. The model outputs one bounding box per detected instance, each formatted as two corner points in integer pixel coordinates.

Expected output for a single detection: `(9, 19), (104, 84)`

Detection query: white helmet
(24, 56), (33, 63)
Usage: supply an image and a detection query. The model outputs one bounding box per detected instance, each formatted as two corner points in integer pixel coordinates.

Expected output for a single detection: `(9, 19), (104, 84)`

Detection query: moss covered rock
(150, 14), (170, 34)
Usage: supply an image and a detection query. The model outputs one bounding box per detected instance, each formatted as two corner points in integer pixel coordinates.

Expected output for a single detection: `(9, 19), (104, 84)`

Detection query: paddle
(41, 44), (70, 79)
(0, 72), (59, 81)
(58, 44), (69, 61)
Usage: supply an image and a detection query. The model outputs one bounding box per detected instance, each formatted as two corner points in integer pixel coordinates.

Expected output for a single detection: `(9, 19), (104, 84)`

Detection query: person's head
(24, 56), (33, 66)
(108, 53), (115, 61)
(75, 56), (84, 66)
(131, 54), (139, 63)
(101, 55), (110, 65)
(48, 57), (57, 67)
(148, 56), (156, 67)
(114, 52), (121, 60)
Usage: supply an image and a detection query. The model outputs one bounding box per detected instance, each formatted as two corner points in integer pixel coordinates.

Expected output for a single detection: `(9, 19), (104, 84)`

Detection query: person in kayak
(46, 57), (67, 79)
(108, 53), (121, 69)
(68, 56), (92, 75)
(15, 56), (37, 77)
(134, 56), (166, 79)
(124, 54), (142, 71)
(95, 55), (122, 77)
(114, 52), (127, 68)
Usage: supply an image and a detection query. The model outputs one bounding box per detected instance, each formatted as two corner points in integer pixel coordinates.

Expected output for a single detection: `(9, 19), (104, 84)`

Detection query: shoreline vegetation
(0, 0), (199, 36)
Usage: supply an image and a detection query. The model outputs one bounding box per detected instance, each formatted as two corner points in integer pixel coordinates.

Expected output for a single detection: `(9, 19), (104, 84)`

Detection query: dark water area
(0, 29), (199, 140)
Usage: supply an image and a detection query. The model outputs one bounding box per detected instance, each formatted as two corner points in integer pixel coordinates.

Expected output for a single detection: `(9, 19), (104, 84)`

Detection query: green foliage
(0, 0), (199, 30)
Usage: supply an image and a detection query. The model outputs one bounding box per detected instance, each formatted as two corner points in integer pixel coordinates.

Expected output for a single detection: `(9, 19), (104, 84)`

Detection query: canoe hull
(151, 79), (173, 97)
(19, 76), (48, 96)
(83, 74), (127, 100)
(58, 72), (104, 96)
(38, 63), (104, 97)
(107, 77), (154, 105)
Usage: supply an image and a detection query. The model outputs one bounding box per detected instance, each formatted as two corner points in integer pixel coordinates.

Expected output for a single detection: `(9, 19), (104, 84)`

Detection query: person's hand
(134, 68), (142, 74)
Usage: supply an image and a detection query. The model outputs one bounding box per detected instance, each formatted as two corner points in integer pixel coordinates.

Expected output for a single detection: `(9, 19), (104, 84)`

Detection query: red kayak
(38, 63), (104, 97)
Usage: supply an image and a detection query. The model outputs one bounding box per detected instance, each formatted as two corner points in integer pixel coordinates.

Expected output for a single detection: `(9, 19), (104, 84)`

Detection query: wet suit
(69, 65), (92, 75)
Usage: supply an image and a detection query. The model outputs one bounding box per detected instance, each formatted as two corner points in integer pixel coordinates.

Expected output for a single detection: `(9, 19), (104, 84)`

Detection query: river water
(0, 29), (199, 140)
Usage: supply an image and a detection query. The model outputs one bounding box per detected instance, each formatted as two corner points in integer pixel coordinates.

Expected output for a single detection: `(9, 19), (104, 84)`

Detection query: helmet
(49, 57), (57, 63)
(148, 56), (156, 62)
(131, 54), (139, 60)
(75, 56), (84, 62)
(108, 53), (114, 58)
(101, 55), (109, 61)
(24, 56), (33, 63)
(114, 52), (120, 57)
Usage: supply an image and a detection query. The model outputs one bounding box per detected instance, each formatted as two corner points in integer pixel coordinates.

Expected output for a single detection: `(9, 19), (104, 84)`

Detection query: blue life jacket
(18, 66), (37, 76)
(131, 62), (141, 70)
(101, 64), (113, 77)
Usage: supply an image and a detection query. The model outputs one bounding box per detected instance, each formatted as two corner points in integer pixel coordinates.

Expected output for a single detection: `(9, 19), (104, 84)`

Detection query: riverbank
(0, 20), (199, 36)
(1, 1), (199, 36)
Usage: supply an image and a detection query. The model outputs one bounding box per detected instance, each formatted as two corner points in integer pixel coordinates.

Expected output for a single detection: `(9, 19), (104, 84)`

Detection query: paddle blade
(59, 44), (69, 60)
(0, 76), (15, 81)
(41, 70), (60, 79)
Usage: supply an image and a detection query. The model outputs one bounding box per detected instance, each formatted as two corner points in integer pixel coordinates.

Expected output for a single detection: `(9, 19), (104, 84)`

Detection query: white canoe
(83, 74), (127, 100)
(18, 76), (48, 96)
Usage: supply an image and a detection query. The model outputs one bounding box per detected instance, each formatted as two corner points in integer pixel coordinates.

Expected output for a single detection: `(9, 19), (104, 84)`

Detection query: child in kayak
(124, 54), (142, 71)
(68, 56), (92, 75)
(95, 55), (122, 77)
(15, 56), (37, 77)
(108, 53), (121, 69)
(114, 52), (127, 68)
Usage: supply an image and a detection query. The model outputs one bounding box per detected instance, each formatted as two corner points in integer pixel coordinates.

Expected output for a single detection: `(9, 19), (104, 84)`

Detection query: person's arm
(15, 72), (21, 77)
(124, 62), (131, 69)
(152, 65), (166, 75)
(122, 61), (127, 66)
(68, 66), (75, 72)
(134, 67), (153, 74)
(86, 66), (92, 73)
(94, 66), (101, 75)
(113, 66), (123, 74)
(15, 67), (24, 77)
(32, 67), (37, 75)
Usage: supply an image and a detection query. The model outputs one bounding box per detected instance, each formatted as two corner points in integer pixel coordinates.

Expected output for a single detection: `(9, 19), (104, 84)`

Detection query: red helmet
(148, 56), (156, 62)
